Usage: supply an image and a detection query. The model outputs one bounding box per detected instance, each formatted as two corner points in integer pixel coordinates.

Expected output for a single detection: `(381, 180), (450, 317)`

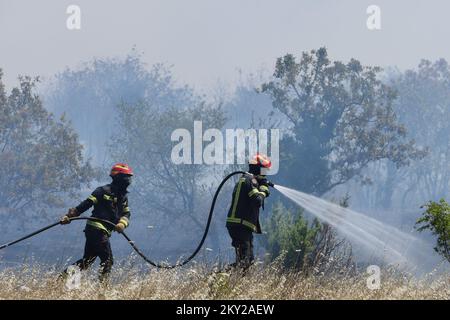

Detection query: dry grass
(0, 260), (448, 300)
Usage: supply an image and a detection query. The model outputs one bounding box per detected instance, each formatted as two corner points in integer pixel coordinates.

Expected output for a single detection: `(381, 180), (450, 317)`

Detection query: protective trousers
(227, 225), (254, 270)
(67, 225), (113, 282)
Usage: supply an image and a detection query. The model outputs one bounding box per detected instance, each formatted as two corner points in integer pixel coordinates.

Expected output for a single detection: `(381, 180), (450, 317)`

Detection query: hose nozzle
(245, 171), (275, 187)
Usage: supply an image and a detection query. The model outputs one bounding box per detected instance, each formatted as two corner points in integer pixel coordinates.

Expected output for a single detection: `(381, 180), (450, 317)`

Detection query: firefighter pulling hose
(59, 163), (134, 281)
(0, 156), (275, 279)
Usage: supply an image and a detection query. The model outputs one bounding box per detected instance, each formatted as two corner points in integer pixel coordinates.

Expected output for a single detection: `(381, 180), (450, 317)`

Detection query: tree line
(1, 47), (448, 266)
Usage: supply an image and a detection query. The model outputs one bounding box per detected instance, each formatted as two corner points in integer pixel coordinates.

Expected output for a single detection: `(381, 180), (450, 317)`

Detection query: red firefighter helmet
(249, 153), (272, 169)
(110, 163), (134, 177)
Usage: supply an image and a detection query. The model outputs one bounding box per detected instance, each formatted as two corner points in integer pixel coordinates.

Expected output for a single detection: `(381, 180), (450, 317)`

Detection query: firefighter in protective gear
(226, 153), (272, 270)
(60, 163), (133, 282)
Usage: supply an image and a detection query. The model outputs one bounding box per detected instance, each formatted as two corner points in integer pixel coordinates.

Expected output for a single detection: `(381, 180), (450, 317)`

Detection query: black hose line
(0, 171), (247, 269)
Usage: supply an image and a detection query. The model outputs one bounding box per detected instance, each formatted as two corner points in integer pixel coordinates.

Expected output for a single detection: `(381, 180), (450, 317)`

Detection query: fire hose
(0, 171), (274, 269)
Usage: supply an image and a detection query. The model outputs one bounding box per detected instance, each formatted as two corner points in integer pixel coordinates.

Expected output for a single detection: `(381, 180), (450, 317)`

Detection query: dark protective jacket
(226, 173), (268, 234)
(75, 184), (131, 236)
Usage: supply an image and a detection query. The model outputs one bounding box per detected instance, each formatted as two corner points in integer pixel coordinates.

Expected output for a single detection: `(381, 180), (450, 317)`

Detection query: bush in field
(261, 202), (321, 270)
(260, 201), (354, 274)
(417, 199), (450, 262)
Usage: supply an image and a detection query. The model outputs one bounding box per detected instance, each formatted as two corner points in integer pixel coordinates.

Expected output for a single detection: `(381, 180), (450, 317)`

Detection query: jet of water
(274, 185), (435, 271)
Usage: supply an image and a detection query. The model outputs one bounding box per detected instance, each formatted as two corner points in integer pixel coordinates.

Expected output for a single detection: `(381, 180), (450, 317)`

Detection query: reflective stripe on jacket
(75, 184), (131, 235)
(226, 173), (266, 233)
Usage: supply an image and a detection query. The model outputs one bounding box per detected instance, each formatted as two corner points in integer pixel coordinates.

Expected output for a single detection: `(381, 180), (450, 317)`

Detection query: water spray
(273, 184), (435, 271)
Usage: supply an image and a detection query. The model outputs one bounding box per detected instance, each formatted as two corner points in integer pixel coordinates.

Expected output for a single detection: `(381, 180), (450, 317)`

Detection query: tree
(260, 201), (354, 274)
(340, 59), (450, 216)
(45, 50), (196, 165)
(383, 60), (450, 208)
(109, 88), (228, 256)
(416, 199), (450, 262)
(261, 48), (424, 195)
(0, 70), (95, 224)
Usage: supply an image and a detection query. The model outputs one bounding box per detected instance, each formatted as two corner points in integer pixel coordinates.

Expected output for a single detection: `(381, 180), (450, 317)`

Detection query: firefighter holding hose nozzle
(59, 163), (133, 282)
(226, 153), (273, 270)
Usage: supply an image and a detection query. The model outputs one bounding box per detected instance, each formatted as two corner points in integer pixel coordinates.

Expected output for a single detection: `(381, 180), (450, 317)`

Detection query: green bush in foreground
(417, 199), (450, 262)
(260, 202), (354, 274)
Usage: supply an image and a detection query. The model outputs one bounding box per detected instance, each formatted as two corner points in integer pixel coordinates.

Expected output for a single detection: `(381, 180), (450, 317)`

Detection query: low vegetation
(0, 261), (447, 300)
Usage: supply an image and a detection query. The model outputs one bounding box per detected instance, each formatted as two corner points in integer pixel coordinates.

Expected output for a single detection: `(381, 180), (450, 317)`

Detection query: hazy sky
(1, 0), (449, 92)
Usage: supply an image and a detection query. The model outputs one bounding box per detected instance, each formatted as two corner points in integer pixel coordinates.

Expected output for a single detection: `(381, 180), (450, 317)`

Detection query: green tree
(417, 199), (450, 262)
(261, 48), (425, 195)
(260, 201), (354, 274)
(261, 202), (320, 270)
(0, 70), (95, 222)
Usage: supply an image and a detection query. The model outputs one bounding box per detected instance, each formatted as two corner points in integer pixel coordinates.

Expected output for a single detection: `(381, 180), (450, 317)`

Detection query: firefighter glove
(60, 208), (79, 224)
(259, 185), (270, 198)
(60, 215), (71, 225)
(115, 222), (126, 233)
